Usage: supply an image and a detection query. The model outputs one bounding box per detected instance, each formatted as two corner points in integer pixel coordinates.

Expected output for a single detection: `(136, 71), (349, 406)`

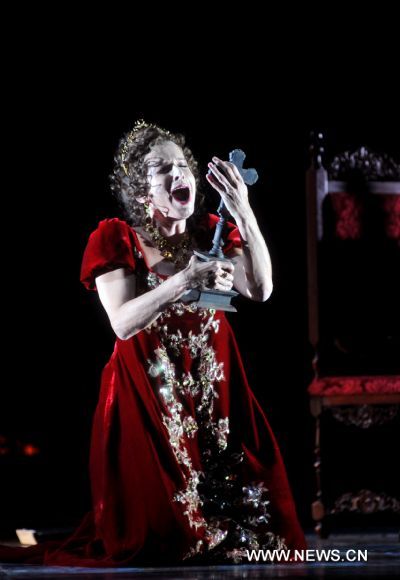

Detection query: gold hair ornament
(120, 119), (173, 177)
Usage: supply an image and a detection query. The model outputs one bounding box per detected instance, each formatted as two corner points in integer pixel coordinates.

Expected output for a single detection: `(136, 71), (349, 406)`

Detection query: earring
(143, 199), (152, 224)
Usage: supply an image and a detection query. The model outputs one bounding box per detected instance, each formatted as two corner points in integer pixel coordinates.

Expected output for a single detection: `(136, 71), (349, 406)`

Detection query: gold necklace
(144, 207), (192, 269)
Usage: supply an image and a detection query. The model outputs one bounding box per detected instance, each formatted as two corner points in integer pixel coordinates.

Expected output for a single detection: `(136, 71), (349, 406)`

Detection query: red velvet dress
(0, 215), (306, 567)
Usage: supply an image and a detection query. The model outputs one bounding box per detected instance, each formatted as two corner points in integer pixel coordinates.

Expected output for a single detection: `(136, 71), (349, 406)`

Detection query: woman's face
(143, 140), (196, 221)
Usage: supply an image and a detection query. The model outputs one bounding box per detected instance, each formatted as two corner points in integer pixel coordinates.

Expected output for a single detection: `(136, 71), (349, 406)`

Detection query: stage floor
(1, 531), (399, 578)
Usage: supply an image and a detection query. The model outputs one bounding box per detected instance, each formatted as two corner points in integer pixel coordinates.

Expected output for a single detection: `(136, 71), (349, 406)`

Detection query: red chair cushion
(308, 375), (400, 396)
(327, 192), (400, 240)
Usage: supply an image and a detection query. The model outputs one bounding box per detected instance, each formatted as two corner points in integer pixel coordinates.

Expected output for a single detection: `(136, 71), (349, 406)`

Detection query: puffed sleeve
(203, 213), (243, 255)
(223, 219), (243, 255)
(80, 218), (136, 291)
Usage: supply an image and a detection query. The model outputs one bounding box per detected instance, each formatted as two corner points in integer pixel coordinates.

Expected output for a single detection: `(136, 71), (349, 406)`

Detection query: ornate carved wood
(306, 133), (400, 537)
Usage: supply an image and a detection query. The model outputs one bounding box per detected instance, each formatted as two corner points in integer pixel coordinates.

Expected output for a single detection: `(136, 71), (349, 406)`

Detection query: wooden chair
(305, 133), (400, 537)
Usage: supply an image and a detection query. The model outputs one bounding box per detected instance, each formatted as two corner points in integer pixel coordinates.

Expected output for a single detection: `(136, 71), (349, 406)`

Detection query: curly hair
(109, 123), (206, 231)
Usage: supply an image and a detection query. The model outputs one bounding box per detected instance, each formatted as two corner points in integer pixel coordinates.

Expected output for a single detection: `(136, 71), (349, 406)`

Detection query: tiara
(120, 119), (173, 176)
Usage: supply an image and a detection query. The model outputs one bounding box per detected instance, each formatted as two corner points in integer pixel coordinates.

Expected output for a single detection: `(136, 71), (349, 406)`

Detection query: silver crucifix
(182, 149), (259, 312)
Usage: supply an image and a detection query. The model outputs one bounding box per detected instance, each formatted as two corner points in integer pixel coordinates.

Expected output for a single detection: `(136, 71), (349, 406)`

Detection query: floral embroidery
(147, 320), (228, 550)
(139, 248), (287, 561)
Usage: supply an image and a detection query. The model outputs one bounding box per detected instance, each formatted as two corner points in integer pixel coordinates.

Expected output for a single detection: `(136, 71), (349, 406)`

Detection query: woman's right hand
(183, 255), (235, 292)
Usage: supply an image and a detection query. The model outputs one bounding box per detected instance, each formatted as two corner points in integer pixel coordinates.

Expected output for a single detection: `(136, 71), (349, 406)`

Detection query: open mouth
(171, 185), (191, 204)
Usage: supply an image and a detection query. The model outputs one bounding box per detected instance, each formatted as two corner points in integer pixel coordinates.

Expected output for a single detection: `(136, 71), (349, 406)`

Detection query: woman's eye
(155, 163), (189, 174)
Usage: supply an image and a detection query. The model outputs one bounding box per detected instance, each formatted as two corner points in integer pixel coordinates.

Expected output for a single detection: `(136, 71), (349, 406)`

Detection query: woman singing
(0, 120), (306, 567)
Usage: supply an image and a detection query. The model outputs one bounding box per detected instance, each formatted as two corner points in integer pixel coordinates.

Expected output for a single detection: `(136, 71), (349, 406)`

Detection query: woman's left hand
(206, 156), (251, 220)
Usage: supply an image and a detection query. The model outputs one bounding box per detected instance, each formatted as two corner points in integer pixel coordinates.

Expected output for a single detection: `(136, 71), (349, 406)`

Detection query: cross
(209, 149), (259, 258)
(184, 149), (258, 311)
(229, 148), (259, 185)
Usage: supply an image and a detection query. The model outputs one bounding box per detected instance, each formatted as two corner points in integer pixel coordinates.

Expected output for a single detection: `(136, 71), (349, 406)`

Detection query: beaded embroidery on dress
(140, 262), (288, 563)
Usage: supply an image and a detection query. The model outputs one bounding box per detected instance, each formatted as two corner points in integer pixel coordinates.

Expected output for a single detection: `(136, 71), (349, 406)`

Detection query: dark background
(1, 36), (399, 537)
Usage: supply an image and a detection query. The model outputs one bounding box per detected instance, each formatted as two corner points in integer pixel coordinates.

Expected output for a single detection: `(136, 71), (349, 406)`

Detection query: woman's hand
(183, 255), (235, 292)
(206, 156), (252, 220)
